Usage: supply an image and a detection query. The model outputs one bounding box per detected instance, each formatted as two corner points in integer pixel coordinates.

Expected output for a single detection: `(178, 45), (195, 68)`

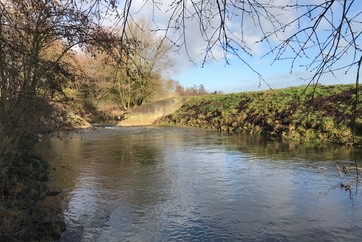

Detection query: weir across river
(117, 97), (189, 126)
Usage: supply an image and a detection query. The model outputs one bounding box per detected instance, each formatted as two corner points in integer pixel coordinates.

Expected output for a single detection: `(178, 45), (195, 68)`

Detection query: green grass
(157, 84), (362, 145)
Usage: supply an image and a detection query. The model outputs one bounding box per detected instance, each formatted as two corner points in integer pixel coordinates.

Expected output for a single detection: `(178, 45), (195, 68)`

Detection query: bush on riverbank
(0, 101), (77, 241)
(156, 84), (362, 145)
(0, 135), (51, 241)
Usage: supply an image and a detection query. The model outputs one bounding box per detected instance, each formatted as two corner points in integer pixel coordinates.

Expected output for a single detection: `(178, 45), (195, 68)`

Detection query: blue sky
(172, 53), (358, 93)
(128, 0), (361, 93)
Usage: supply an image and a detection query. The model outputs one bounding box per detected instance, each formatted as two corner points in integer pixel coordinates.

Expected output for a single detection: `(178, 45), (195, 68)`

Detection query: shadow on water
(220, 133), (361, 162)
(36, 126), (362, 241)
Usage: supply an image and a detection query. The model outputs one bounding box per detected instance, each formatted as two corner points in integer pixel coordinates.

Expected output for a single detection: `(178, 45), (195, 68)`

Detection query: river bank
(0, 141), (65, 241)
(0, 109), (91, 241)
(1, 84), (360, 241)
(156, 84), (362, 145)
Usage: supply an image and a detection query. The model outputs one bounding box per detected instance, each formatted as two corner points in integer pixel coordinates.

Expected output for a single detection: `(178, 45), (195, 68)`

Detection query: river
(37, 126), (362, 241)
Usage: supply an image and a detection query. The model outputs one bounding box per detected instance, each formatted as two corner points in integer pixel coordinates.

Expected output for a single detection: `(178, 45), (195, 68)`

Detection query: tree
(126, 0), (360, 191)
(0, 0), (119, 153)
(118, 0), (361, 188)
(0, 2), (359, 239)
(198, 84), (208, 95)
(123, 1), (361, 87)
(118, 0), (361, 144)
(106, 18), (173, 110)
(0, 1), (120, 239)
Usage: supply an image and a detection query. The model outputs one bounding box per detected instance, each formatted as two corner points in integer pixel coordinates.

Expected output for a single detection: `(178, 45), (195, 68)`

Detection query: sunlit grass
(158, 84), (361, 145)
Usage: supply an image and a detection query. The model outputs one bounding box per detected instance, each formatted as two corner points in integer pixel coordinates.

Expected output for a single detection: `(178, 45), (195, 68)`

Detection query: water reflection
(37, 126), (362, 241)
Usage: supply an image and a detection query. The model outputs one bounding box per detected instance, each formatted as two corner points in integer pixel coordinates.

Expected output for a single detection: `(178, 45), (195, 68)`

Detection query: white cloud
(123, 0), (361, 87)
(128, 1), (211, 74)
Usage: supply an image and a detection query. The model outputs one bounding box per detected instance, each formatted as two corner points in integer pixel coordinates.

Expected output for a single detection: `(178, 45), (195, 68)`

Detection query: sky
(125, 0), (362, 93)
(172, 52), (358, 93)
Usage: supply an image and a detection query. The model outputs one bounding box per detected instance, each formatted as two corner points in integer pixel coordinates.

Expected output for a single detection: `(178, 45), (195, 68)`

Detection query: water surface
(38, 126), (362, 241)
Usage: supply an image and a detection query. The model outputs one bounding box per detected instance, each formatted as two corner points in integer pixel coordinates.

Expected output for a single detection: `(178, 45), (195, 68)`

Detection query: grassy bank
(157, 84), (362, 145)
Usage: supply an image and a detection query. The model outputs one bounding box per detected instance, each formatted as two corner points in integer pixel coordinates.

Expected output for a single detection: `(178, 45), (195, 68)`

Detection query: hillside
(156, 84), (362, 145)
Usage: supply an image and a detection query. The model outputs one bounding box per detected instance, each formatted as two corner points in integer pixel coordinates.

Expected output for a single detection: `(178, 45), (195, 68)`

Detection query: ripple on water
(37, 127), (362, 242)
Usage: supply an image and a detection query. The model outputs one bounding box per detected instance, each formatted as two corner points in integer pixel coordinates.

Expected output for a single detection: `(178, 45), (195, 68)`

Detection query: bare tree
(0, 1), (125, 239)
(2, 1), (358, 135)
(118, 0), (361, 191)
(125, 1), (361, 86)
(102, 18), (173, 110)
(0, 0), (120, 145)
